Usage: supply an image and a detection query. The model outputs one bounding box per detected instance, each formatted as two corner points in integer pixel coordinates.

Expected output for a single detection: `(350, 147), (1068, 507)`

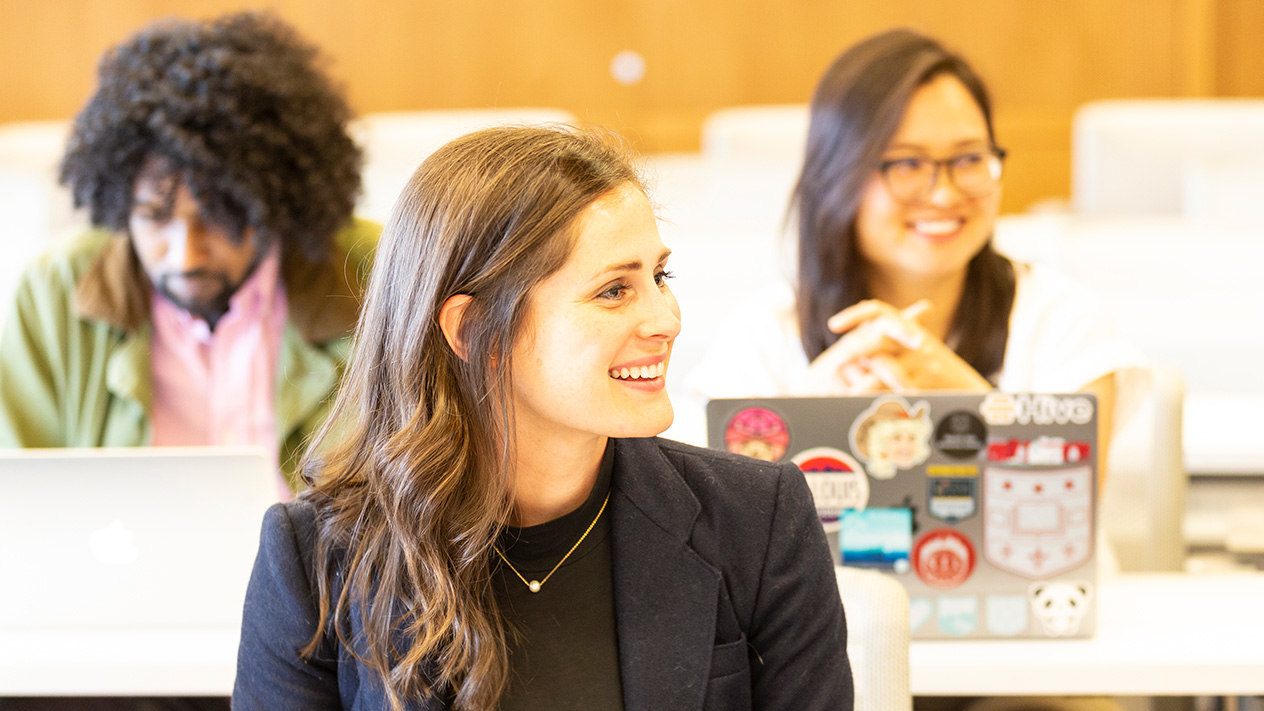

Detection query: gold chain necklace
(495, 491), (610, 593)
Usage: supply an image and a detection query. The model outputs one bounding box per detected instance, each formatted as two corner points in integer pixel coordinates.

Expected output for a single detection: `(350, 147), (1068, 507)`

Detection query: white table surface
(4, 573), (1263, 697)
(0, 628), (239, 696)
(910, 572), (1264, 696)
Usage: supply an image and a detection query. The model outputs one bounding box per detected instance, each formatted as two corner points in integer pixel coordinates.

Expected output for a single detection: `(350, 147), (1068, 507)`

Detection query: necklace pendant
(528, 580), (542, 593)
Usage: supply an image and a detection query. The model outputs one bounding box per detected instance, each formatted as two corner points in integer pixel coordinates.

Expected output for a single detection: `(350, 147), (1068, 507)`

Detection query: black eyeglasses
(877, 147), (1007, 204)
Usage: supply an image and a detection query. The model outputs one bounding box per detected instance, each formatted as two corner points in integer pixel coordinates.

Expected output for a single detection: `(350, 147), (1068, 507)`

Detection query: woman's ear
(439, 294), (474, 361)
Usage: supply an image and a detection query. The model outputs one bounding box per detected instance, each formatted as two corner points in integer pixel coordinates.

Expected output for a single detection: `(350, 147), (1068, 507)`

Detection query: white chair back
(701, 104), (809, 167)
(1072, 99), (1264, 220)
(835, 565), (911, 710)
(0, 120), (82, 333)
(1101, 364), (1187, 572)
(350, 108), (577, 223)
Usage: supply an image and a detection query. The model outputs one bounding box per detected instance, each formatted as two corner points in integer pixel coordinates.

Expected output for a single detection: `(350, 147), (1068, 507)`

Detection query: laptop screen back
(0, 447), (275, 631)
(707, 392), (1099, 639)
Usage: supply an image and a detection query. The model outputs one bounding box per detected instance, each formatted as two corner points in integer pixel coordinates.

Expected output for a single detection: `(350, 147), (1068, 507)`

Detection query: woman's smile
(608, 359), (668, 390)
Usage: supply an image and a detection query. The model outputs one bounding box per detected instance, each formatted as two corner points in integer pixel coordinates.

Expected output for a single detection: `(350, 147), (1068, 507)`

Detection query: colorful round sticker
(912, 528), (976, 589)
(724, 407), (789, 462)
(791, 446), (869, 516)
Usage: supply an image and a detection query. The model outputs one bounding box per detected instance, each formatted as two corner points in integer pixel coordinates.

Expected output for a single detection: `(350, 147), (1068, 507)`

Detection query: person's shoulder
(1010, 260), (1110, 321)
(259, 499), (320, 557)
(9, 227), (115, 304)
(645, 437), (797, 501)
(333, 217), (380, 261)
(22, 227), (115, 282)
(1015, 261), (1098, 300)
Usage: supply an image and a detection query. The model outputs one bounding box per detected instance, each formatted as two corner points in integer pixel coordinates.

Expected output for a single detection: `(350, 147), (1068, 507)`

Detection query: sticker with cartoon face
(724, 407), (789, 462)
(849, 396), (932, 479)
(913, 528), (976, 589)
(1029, 580), (1092, 636)
(984, 465), (1093, 579)
(792, 447), (869, 520)
(839, 508), (913, 573)
(933, 410), (987, 459)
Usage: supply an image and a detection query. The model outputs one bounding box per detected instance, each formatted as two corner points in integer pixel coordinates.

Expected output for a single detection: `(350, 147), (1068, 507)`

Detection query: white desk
(911, 573), (1264, 696)
(4, 573), (1263, 697)
(0, 629), (238, 696)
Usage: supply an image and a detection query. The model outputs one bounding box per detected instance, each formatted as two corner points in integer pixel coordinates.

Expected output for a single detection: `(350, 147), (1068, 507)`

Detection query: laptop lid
(706, 392), (1099, 639)
(0, 447), (276, 631)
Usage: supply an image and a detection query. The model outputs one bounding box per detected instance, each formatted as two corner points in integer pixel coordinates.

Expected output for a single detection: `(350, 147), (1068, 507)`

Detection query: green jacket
(0, 220), (378, 491)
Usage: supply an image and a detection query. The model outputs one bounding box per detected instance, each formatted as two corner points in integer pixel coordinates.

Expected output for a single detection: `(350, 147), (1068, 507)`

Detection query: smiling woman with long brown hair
(232, 125), (852, 711)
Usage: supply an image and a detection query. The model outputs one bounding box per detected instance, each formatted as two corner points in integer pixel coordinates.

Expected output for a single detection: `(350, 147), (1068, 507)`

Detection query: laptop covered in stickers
(705, 393), (1099, 640)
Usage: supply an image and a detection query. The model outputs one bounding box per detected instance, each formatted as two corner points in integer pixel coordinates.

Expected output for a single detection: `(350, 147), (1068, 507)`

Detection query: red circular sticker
(724, 407), (789, 462)
(912, 529), (975, 589)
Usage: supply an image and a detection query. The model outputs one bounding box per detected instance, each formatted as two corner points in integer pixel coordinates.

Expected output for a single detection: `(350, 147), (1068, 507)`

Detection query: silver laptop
(707, 393), (1099, 639)
(0, 447), (276, 631)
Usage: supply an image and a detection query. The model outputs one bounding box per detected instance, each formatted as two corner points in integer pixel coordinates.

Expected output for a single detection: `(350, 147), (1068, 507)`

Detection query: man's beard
(155, 270), (237, 330)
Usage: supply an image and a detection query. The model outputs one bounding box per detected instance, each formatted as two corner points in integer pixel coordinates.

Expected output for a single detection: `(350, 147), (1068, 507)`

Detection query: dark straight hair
(791, 28), (1015, 379)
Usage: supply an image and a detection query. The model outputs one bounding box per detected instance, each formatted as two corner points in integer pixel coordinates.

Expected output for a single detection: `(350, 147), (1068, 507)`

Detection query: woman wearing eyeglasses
(688, 29), (1138, 479)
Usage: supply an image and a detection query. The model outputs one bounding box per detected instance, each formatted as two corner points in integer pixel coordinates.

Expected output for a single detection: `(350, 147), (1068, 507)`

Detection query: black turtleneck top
(493, 442), (624, 711)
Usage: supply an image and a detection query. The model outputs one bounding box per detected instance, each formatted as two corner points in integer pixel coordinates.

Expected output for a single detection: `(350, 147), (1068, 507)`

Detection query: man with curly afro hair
(0, 12), (378, 499)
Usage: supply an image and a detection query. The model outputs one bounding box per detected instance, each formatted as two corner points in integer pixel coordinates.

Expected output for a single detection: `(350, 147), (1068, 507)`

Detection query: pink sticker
(724, 407), (789, 462)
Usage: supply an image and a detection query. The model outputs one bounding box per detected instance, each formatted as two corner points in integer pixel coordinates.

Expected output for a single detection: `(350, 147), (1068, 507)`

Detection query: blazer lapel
(611, 438), (720, 711)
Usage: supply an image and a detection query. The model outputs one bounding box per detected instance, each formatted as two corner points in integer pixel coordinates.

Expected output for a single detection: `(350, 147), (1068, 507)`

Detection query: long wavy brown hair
(298, 126), (640, 710)
(792, 28), (1016, 379)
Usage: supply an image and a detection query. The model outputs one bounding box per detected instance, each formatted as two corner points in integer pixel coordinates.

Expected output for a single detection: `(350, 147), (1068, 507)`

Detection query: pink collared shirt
(150, 246), (292, 500)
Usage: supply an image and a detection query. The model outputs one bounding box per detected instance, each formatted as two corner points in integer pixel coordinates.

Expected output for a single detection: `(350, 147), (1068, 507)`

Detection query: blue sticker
(839, 508), (913, 572)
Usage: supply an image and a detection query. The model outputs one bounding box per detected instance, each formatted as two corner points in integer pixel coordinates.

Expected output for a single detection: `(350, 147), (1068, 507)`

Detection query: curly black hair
(60, 11), (361, 262)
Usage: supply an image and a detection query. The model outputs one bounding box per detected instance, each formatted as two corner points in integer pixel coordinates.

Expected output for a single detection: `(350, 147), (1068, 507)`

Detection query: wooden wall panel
(0, 0), (1257, 211)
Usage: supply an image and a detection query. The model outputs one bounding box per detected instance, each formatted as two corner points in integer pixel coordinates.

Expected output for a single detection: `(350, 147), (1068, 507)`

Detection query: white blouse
(670, 263), (1146, 446)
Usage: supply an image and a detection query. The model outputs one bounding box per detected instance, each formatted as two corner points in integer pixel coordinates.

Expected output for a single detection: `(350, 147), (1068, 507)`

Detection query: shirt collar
(74, 228), (366, 343)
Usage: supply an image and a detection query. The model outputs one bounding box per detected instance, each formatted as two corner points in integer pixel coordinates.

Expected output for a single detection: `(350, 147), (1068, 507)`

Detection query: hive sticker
(849, 396), (932, 479)
(791, 447), (870, 519)
(724, 407), (789, 462)
(979, 393), (1094, 426)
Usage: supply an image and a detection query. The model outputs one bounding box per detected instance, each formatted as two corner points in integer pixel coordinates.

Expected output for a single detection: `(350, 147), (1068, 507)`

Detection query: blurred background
(4, 2), (1264, 706)
(2, 0), (1263, 573)
(3, 0), (1263, 213)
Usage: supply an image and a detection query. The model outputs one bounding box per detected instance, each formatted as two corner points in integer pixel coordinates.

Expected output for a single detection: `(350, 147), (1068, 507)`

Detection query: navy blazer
(233, 437), (853, 710)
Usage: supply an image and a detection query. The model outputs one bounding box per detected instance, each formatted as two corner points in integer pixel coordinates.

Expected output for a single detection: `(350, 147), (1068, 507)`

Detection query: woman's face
(509, 183), (681, 447)
(853, 73), (1001, 285)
